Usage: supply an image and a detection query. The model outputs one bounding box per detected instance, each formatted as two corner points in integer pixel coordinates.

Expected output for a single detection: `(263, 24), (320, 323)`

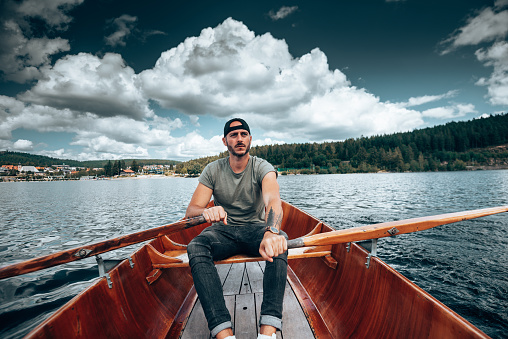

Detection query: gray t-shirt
(198, 156), (275, 226)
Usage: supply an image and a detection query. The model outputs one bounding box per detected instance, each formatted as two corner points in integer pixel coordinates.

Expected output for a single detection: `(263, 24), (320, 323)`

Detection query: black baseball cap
(224, 118), (250, 137)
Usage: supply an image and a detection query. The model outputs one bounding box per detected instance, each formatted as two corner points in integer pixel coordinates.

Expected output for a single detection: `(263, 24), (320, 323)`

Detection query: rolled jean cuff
(211, 321), (233, 338)
(259, 315), (282, 330)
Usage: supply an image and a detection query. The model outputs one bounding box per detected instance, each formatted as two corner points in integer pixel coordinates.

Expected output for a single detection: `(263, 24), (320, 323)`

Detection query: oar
(0, 215), (206, 280)
(287, 205), (508, 248)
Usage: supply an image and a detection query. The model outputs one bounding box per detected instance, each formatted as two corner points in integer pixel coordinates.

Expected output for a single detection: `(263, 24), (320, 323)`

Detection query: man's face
(222, 121), (252, 157)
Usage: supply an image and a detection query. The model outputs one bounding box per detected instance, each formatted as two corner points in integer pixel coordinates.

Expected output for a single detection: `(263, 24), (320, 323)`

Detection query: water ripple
(1, 172), (507, 338)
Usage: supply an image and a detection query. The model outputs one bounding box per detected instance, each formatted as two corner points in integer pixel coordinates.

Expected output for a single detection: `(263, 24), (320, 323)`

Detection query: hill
(0, 152), (180, 168)
(176, 113), (508, 174)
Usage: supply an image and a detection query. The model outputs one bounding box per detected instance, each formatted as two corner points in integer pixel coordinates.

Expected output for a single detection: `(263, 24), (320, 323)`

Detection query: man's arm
(259, 171), (286, 262)
(186, 183), (227, 224)
(262, 172), (283, 229)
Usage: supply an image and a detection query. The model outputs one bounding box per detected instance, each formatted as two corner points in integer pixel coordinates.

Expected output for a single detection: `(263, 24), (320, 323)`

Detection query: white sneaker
(257, 334), (276, 339)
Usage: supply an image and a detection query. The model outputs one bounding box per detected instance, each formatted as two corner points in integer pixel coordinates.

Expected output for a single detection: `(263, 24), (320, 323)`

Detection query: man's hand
(202, 206), (228, 224)
(259, 232), (287, 262)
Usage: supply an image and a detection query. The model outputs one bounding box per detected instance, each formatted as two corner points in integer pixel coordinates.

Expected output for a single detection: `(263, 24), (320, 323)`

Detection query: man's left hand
(259, 232), (287, 262)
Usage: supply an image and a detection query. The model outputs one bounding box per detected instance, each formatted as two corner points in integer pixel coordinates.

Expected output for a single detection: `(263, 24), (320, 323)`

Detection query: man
(186, 118), (287, 339)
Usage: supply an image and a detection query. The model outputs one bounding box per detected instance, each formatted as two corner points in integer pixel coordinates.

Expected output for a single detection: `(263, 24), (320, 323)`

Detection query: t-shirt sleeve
(198, 163), (214, 189)
(256, 158), (276, 186)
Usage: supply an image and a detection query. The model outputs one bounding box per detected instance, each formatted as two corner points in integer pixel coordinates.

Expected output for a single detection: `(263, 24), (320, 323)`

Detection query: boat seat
(145, 221), (337, 284)
(145, 236), (335, 284)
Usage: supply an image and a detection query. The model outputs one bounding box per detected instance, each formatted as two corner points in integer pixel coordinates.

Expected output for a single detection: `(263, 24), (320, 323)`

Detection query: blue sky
(1, 0), (507, 161)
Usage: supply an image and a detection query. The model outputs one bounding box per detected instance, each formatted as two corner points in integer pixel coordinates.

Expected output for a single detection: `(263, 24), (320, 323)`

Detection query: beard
(227, 141), (251, 158)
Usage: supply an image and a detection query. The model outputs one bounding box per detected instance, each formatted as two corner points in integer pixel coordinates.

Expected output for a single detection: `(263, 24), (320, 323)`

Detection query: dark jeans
(187, 223), (288, 337)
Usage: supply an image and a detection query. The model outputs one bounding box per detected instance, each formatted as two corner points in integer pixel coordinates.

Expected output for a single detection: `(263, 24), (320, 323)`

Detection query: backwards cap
(224, 118), (250, 137)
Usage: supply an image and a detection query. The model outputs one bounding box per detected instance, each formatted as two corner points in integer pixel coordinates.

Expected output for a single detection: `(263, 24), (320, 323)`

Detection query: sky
(0, 0), (507, 161)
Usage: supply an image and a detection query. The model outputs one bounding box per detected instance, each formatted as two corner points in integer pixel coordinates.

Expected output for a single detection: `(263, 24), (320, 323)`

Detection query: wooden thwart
(145, 236), (334, 284)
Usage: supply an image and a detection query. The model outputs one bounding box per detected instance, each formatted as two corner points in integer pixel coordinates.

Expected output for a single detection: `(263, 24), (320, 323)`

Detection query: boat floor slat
(180, 262), (315, 339)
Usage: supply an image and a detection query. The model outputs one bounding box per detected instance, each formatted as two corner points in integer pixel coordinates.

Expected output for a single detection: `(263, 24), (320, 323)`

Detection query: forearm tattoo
(266, 207), (283, 229)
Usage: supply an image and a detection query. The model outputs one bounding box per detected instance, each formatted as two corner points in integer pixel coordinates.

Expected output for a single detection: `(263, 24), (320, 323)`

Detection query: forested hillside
(2, 113), (507, 175)
(176, 113), (508, 175)
(0, 152), (179, 168)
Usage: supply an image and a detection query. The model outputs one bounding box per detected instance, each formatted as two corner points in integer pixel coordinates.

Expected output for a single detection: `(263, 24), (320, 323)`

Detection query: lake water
(0, 171), (507, 338)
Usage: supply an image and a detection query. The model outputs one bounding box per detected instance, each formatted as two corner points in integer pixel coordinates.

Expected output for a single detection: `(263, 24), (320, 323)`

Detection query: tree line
(176, 113), (508, 175)
(0, 152), (180, 169)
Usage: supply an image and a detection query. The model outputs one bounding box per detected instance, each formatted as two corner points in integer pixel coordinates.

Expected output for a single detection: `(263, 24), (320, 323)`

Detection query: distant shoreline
(2, 166), (508, 183)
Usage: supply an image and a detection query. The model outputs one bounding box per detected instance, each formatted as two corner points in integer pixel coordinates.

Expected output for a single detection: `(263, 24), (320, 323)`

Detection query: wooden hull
(26, 201), (489, 338)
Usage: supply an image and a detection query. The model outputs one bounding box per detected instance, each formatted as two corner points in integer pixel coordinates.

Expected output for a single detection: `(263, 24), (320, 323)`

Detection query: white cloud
(19, 53), (153, 119)
(140, 18), (435, 141)
(71, 135), (150, 159)
(12, 139), (34, 151)
(253, 86), (424, 141)
(268, 6), (298, 21)
(402, 90), (458, 107)
(252, 138), (286, 147)
(38, 148), (67, 159)
(0, 95), (185, 160)
(105, 14), (138, 47)
(475, 41), (508, 105)
(0, 20), (71, 83)
(422, 103), (477, 119)
(440, 2), (508, 108)
(189, 115), (200, 126)
(440, 6), (508, 54)
(1, 17), (486, 161)
(156, 132), (225, 160)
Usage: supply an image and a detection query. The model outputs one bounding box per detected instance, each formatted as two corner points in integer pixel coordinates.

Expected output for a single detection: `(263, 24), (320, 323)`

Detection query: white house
(19, 166), (39, 173)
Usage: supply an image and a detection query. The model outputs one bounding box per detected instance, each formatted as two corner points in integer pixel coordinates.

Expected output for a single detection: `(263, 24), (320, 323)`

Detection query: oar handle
(0, 215), (206, 280)
(287, 238), (305, 249)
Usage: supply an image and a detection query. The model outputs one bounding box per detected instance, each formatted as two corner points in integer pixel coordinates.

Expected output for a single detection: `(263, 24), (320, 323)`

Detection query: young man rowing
(186, 118), (287, 339)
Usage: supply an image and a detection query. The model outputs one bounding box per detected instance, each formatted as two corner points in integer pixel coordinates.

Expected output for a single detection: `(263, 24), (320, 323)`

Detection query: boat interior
(26, 201), (488, 339)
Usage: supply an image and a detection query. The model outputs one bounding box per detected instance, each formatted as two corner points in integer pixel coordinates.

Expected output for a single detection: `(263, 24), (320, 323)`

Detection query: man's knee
(187, 236), (213, 265)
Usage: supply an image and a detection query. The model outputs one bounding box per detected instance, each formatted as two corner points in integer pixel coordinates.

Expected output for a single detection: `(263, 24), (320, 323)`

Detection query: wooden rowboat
(19, 201), (502, 338)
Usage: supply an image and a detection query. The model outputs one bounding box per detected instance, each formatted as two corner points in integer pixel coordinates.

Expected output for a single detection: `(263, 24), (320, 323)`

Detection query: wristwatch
(265, 226), (280, 235)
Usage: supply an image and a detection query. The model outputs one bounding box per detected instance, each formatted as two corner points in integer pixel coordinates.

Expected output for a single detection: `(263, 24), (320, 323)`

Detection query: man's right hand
(202, 206), (228, 225)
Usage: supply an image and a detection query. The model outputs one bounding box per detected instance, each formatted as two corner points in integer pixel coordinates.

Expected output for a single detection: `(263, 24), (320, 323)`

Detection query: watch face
(269, 226), (279, 234)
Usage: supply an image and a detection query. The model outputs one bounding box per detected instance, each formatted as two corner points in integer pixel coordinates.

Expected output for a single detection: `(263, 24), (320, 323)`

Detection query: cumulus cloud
(0, 95), (186, 160)
(268, 6), (299, 21)
(140, 18), (435, 141)
(19, 53), (153, 119)
(1, 17), (484, 160)
(0, 0), (83, 82)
